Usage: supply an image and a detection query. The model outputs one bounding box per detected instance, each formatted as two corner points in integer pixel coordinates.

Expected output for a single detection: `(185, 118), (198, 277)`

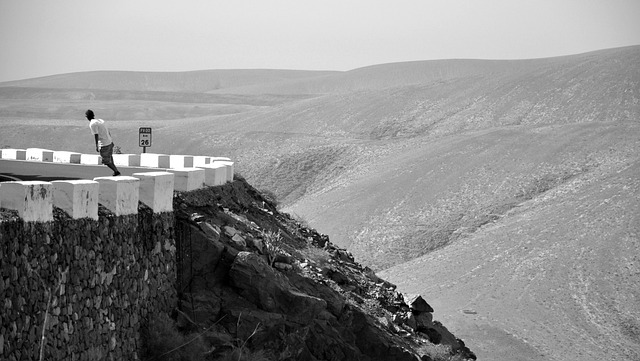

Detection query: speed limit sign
(139, 127), (152, 152)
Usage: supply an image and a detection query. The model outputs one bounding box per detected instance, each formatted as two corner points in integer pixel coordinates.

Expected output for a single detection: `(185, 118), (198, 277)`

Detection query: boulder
(414, 312), (434, 330)
(231, 234), (247, 248)
(404, 294), (434, 313)
(249, 238), (265, 253)
(274, 262), (293, 271)
(287, 272), (345, 316)
(198, 222), (220, 242)
(224, 226), (238, 237)
(403, 312), (417, 331)
(326, 267), (351, 285)
(228, 252), (326, 323)
(429, 321), (463, 352)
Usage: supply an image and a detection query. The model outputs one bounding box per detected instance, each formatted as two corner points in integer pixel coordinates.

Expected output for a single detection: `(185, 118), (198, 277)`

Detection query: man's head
(85, 109), (94, 120)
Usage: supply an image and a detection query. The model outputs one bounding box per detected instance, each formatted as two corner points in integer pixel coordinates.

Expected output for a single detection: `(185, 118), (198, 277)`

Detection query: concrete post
(81, 154), (102, 165)
(53, 151), (82, 164)
(169, 155), (194, 169)
(113, 154), (141, 166)
(192, 156), (210, 167)
(140, 153), (170, 168)
(210, 157), (232, 162)
(165, 168), (205, 191)
(200, 163), (228, 186)
(52, 180), (99, 220)
(93, 176), (140, 216)
(26, 148), (54, 162)
(0, 149), (27, 160)
(133, 172), (175, 212)
(212, 161), (234, 182)
(0, 181), (53, 222)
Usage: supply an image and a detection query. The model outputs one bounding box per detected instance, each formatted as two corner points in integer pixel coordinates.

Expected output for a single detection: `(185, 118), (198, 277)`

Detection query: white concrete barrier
(0, 181), (53, 222)
(200, 163), (228, 186)
(1, 147), (235, 221)
(93, 176), (140, 216)
(192, 156), (210, 167)
(26, 148), (54, 162)
(210, 157), (232, 162)
(133, 172), (174, 212)
(52, 180), (99, 220)
(212, 161), (234, 182)
(53, 151), (82, 164)
(113, 154), (141, 166)
(169, 155), (194, 169)
(81, 154), (102, 165)
(140, 153), (170, 168)
(1, 149), (27, 160)
(165, 168), (205, 191)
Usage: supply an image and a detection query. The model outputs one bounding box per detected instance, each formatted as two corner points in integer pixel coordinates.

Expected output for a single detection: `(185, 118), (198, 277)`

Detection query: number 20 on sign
(139, 127), (152, 152)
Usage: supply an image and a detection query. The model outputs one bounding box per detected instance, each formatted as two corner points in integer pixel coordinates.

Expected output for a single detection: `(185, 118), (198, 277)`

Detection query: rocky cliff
(148, 176), (475, 361)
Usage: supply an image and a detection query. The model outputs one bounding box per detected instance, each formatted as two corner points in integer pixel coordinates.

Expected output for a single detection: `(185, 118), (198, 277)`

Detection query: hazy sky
(1, 0), (639, 82)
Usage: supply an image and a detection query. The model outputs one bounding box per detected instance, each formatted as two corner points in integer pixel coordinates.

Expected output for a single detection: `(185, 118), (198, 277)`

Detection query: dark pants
(100, 143), (115, 165)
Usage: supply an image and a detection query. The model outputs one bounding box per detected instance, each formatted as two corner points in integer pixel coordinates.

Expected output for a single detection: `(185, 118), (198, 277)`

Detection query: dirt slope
(379, 156), (640, 361)
(284, 121), (640, 268)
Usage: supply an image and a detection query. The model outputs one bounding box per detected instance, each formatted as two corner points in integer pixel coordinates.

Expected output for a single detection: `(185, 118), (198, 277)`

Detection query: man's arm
(94, 134), (99, 152)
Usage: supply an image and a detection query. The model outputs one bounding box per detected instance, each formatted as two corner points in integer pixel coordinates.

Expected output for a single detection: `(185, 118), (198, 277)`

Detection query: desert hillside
(379, 153), (640, 361)
(0, 68), (338, 92)
(1, 45), (639, 361)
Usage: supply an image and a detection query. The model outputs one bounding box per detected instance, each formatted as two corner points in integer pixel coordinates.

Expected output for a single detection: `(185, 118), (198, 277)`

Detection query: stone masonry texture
(0, 206), (176, 361)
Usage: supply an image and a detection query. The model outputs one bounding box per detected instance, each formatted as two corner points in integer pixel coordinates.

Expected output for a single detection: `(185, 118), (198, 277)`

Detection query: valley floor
(379, 157), (640, 361)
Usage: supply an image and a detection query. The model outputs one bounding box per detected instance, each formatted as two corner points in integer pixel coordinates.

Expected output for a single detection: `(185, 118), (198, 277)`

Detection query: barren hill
(1, 45), (639, 361)
(0, 69), (338, 92)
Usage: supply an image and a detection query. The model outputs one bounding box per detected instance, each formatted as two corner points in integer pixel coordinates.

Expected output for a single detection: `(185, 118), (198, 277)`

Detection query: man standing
(86, 109), (121, 176)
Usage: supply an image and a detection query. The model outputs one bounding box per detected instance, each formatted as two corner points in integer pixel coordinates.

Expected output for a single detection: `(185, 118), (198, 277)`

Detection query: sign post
(139, 127), (152, 153)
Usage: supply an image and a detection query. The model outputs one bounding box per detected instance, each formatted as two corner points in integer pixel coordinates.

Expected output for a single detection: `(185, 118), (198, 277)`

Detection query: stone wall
(0, 207), (176, 361)
(0, 148), (236, 360)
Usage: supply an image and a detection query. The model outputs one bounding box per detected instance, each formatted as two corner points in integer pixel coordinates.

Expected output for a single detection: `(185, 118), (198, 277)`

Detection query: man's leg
(100, 143), (120, 176)
(106, 162), (120, 174)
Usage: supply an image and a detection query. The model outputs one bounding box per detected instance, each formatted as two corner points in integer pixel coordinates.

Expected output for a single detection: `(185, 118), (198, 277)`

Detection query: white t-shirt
(89, 119), (113, 148)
